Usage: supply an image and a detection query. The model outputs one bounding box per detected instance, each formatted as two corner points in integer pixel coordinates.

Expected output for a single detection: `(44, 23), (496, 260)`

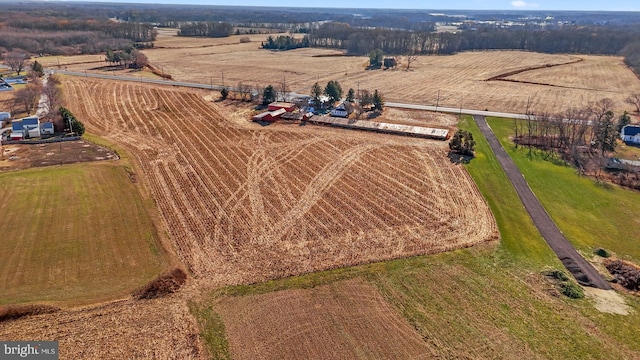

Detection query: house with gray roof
(621, 125), (640, 145)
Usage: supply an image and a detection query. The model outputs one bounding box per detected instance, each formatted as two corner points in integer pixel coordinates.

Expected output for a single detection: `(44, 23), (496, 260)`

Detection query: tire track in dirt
(63, 78), (498, 286)
(257, 144), (376, 245)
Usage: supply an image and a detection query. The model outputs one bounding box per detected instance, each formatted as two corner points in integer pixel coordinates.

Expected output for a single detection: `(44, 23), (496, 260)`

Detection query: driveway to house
(474, 115), (611, 290)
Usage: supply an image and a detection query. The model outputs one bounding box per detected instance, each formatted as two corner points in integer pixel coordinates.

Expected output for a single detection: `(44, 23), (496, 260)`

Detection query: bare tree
(589, 98), (615, 121)
(3, 50), (29, 75)
(277, 75), (289, 102)
(625, 93), (640, 114)
(134, 52), (149, 69)
(14, 84), (41, 115)
(43, 80), (63, 119)
(405, 51), (418, 71)
(236, 82), (251, 102)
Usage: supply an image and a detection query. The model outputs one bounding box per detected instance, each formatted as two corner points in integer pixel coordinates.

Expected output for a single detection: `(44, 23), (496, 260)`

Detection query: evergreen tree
(31, 60), (44, 77)
(311, 82), (323, 108)
(324, 80), (342, 106)
(372, 90), (384, 111)
(262, 85), (276, 105)
(617, 111), (631, 132)
(369, 49), (384, 68)
(59, 106), (85, 136)
(449, 130), (476, 156)
(593, 111), (617, 155)
(346, 88), (355, 102)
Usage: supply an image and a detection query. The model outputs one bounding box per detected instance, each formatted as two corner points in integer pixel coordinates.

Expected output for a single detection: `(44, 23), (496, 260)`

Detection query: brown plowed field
(215, 278), (432, 359)
(0, 296), (203, 359)
(63, 78), (497, 287)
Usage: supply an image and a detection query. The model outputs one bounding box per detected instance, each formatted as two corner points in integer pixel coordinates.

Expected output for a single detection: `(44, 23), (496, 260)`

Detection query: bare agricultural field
(139, 30), (640, 114)
(0, 296), (203, 359)
(62, 78), (498, 287)
(44, 30), (640, 115)
(215, 278), (432, 359)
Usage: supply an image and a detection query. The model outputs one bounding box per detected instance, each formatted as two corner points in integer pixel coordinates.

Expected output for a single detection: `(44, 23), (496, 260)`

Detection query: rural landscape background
(1, 2), (640, 359)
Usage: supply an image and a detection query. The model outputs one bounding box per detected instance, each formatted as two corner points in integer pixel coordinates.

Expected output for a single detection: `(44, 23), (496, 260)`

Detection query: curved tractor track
(64, 78), (498, 287)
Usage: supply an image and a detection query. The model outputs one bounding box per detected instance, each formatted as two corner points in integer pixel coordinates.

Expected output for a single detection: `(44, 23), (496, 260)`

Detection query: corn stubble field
(62, 78), (497, 287)
(41, 30), (640, 115)
(16, 30), (640, 358)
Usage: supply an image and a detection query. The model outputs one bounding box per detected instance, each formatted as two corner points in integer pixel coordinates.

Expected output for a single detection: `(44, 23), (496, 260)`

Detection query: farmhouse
(621, 125), (640, 145)
(330, 104), (350, 118)
(10, 116), (40, 140)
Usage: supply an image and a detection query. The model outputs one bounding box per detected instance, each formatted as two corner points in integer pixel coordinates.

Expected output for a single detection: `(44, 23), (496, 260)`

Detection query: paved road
(53, 70), (536, 119)
(473, 115), (611, 290)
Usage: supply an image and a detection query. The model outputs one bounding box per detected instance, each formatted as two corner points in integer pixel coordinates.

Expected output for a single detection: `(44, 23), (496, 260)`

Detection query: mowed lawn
(487, 117), (640, 263)
(0, 161), (169, 306)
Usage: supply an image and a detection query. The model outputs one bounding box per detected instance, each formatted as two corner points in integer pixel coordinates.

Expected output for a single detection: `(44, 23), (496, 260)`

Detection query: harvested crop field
(42, 30), (640, 115)
(0, 296), (203, 359)
(62, 78), (498, 287)
(215, 278), (431, 359)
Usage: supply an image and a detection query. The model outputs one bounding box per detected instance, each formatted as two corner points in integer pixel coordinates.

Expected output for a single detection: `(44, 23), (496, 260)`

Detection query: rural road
(52, 70), (533, 119)
(473, 115), (611, 290)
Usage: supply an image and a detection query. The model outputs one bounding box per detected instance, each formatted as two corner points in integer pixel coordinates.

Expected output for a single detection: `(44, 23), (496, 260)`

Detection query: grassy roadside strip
(486, 117), (640, 263)
(457, 115), (558, 267)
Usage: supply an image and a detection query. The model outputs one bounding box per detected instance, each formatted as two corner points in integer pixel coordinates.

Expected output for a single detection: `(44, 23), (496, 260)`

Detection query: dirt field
(215, 278), (431, 359)
(0, 296), (203, 359)
(62, 77), (497, 288)
(0, 140), (118, 171)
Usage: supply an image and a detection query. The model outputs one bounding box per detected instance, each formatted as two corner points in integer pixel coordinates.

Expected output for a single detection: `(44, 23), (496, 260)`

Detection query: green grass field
(0, 160), (169, 306)
(193, 115), (640, 359)
(487, 117), (640, 263)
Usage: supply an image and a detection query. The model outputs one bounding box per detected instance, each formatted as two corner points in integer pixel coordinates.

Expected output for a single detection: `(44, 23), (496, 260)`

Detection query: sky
(78, 0), (639, 11)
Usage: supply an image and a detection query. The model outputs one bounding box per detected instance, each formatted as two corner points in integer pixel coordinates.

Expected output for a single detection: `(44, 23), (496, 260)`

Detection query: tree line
(261, 36), (309, 51)
(178, 22), (233, 38)
(513, 98), (630, 174)
(305, 22), (640, 57)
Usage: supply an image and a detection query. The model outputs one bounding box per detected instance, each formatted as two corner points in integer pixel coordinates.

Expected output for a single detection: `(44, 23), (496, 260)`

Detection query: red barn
(252, 108), (287, 122)
(268, 102), (296, 112)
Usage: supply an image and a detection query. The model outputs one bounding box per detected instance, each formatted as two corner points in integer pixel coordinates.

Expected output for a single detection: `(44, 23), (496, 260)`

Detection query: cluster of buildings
(252, 101), (356, 124)
(1, 113), (55, 141)
(251, 101), (449, 140)
(252, 102), (313, 123)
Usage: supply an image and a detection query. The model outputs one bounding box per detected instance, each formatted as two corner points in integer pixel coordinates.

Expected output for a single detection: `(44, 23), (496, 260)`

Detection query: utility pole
(221, 70), (224, 87)
(435, 90), (440, 112)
